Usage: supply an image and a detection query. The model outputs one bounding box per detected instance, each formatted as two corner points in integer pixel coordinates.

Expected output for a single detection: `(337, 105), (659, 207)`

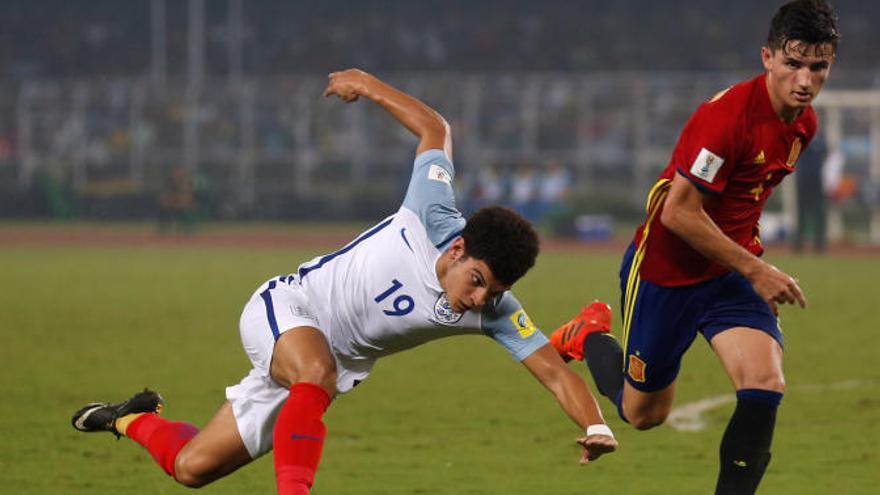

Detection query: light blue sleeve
(481, 292), (549, 361)
(401, 149), (466, 249)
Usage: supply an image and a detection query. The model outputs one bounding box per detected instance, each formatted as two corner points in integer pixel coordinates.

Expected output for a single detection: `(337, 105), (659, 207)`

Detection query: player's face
(762, 40), (834, 120)
(442, 255), (509, 313)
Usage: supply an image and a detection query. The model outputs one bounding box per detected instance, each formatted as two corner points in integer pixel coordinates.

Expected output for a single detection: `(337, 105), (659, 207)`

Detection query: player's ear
(449, 236), (466, 261)
(761, 46), (774, 71)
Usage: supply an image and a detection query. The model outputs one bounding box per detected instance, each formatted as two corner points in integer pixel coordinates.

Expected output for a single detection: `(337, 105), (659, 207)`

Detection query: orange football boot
(550, 301), (612, 362)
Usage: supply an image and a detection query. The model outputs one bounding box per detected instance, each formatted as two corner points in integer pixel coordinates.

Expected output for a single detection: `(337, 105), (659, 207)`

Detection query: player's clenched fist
(323, 68), (372, 102)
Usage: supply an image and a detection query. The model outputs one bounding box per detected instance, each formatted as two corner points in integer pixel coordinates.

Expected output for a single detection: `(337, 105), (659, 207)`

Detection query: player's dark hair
(767, 0), (839, 55)
(462, 206), (539, 286)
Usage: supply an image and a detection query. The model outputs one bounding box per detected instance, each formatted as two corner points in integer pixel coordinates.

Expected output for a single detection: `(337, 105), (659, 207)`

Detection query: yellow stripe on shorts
(621, 179), (670, 366)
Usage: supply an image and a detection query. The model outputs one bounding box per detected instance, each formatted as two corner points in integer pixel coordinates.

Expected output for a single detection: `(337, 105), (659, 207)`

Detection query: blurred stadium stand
(3, 0), (878, 76)
(1, 0), (878, 242)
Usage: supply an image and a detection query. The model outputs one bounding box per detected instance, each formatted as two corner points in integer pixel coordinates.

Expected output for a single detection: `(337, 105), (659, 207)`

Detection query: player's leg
(269, 326), (337, 495)
(618, 381), (676, 430)
(577, 326), (678, 429)
(270, 325), (338, 392)
(72, 391), (253, 487)
(700, 269), (786, 494)
(550, 302), (677, 430)
(168, 278), (334, 488)
(616, 239), (717, 429)
(169, 401), (253, 487)
(551, 244), (632, 415)
(125, 400), (252, 487)
(269, 328), (336, 494)
(552, 241), (698, 429)
(241, 276), (338, 495)
(615, 293), (681, 431)
(710, 327), (784, 495)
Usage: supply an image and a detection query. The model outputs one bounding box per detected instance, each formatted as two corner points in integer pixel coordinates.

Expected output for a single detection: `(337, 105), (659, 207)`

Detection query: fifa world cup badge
(509, 309), (537, 338)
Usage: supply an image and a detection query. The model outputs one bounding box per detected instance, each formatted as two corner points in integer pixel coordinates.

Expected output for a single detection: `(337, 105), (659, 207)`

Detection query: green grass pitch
(1, 239), (878, 494)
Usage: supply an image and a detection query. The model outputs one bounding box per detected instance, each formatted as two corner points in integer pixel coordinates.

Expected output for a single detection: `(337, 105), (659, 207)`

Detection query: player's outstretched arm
(661, 173), (807, 313)
(323, 68), (452, 159)
(521, 344), (617, 464)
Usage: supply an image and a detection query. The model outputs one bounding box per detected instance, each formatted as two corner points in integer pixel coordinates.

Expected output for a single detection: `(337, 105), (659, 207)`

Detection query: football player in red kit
(550, 1), (839, 493)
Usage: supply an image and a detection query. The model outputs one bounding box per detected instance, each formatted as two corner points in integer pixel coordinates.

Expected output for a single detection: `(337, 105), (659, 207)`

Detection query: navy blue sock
(715, 389), (783, 495)
(583, 333), (627, 422)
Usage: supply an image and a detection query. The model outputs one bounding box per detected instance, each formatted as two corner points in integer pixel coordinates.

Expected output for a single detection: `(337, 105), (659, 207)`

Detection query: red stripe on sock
(127, 413), (199, 478)
(273, 382), (331, 495)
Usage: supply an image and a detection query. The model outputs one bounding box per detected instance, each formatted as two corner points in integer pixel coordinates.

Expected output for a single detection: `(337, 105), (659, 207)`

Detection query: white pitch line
(666, 379), (877, 432)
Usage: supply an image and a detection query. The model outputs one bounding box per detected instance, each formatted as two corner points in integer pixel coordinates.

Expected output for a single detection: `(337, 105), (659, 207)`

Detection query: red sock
(273, 382), (332, 495)
(126, 413), (199, 479)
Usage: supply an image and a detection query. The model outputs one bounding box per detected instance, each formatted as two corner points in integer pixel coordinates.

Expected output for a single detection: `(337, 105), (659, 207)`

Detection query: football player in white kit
(71, 69), (617, 494)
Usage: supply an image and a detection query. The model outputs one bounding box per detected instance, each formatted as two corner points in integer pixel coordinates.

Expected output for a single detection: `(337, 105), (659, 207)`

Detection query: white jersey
(228, 149), (549, 457)
(289, 149), (547, 379)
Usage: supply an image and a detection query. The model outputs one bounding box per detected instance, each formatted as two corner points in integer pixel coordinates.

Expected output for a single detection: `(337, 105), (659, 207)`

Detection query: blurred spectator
(158, 166), (196, 234)
(33, 164), (74, 218)
(792, 134), (827, 253)
(510, 165), (538, 222)
(470, 165), (504, 212)
(535, 160), (572, 226)
(824, 146), (850, 203)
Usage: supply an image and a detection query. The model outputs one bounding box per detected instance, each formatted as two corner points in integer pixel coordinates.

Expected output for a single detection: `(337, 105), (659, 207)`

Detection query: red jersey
(634, 73), (817, 286)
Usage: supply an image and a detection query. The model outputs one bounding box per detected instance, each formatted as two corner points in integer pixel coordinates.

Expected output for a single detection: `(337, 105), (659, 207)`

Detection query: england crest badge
(434, 293), (463, 325)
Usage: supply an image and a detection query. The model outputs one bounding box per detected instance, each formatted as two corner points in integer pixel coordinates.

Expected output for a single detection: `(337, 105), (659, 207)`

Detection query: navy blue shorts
(619, 242), (783, 392)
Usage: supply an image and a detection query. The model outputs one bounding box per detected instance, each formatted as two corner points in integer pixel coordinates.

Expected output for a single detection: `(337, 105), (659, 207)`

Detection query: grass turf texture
(1, 242), (878, 494)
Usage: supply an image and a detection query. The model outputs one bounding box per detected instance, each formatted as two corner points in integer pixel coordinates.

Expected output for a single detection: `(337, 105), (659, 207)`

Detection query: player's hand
(323, 69), (371, 103)
(576, 434), (618, 464)
(747, 262), (807, 314)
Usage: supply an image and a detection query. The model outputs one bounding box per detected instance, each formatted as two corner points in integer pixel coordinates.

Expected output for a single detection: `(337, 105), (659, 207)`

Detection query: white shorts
(225, 276), (374, 458)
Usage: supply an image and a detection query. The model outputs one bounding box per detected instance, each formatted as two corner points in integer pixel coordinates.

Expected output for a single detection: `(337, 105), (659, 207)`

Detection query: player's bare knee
(764, 374), (785, 393)
(631, 419), (660, 431)
(173, 451), (211, 488)
(629, 412), (667, 430)
(622, 381), (676, 426)
(625, 401), (670, 430)
(741, 372), (785, 393)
